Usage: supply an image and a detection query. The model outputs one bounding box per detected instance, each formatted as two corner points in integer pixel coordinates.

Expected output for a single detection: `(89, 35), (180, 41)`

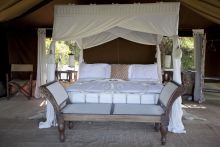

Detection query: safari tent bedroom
(0, 0), (220, 147)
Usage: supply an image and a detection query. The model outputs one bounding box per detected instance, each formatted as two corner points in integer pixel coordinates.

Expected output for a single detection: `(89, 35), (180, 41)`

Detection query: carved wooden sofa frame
(40, 80), (184, 145)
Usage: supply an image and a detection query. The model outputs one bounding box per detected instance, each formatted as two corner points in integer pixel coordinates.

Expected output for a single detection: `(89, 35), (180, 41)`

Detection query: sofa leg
(68, 121), (74, 129)
(58, 118), (65, 142)
(160, 125), (168, 145)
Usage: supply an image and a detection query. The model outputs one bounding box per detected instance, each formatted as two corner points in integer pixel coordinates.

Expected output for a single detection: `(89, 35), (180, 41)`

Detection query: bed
(66, 63), (163, 105)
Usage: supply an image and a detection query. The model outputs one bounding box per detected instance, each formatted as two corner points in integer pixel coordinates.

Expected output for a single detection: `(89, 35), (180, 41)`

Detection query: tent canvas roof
(1, 0), (219, 31)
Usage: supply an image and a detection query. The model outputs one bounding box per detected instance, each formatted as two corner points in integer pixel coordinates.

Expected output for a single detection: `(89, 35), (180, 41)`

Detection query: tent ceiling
(0, 0), (45, 22)
(0, 0), (20, 12)
(1, 0), (218, 30)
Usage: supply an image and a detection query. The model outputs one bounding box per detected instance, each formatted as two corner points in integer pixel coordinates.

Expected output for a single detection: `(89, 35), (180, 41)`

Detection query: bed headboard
(83, 38), (156, 64)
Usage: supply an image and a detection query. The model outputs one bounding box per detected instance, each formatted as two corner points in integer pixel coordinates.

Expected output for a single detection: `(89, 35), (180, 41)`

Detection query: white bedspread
(66, 79), (163, 104)
(66, 79), (163, 94)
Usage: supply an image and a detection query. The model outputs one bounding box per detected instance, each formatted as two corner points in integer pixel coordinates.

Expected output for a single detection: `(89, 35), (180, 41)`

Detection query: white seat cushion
(113, 104), (164, 115)
(62, 103), (111, 114)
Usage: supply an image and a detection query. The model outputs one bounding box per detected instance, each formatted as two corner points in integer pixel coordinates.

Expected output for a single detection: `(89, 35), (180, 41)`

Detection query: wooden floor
(0, 94), (220, 147)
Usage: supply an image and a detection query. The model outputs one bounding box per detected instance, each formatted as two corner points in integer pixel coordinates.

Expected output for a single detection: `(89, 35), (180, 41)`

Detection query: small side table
(55, 70), (78, 82)
(163, 68), (173, 83)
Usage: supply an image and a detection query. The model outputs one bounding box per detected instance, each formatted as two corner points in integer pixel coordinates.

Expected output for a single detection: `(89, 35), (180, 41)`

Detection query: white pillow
(79, 63), (111, 80)
(128, 64), (160, 82)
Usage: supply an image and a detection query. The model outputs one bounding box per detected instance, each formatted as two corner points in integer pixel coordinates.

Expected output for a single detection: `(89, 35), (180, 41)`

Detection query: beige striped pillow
(111, 64), (129, 80)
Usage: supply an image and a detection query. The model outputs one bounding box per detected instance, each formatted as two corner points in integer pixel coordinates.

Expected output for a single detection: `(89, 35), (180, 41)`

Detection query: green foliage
(160, 37), (173, 55)
(55, 41), (69, 65)
(180, 37), (194, 70)
(45, 39), (80, 66)
(160, 37), (194, 71)
(45, 38), (52, 54)
(64, 41), (81, 64)
(64, 41), (75, 55)
(180, 37), (194, 49)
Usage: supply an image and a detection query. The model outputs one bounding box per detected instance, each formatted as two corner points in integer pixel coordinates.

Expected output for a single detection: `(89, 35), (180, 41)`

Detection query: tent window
(180, 37), (195, 71)
(160, 37), (195, 71)
(45, 38), (80, 71)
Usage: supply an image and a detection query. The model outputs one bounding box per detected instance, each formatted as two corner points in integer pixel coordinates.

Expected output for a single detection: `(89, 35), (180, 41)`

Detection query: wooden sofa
(40, 80), (184, 145)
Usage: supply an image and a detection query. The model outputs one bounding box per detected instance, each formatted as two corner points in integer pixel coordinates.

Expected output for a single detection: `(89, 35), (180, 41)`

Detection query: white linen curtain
(77, 27), (162, 64)
(168, 36), (186, 133)
(39, 41), (57, 129)
(193, 30), (205, 103)
(156, 35), (163, 83)
(35, 28), (47, 98)
(77, 27), (161, 49)
(79, 49), (84, 63)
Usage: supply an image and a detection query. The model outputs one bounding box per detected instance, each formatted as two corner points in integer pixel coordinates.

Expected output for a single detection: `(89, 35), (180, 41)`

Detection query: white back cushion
(159, 82), (178, 107)
(47, 82), (68, 106)
(128, 64), (160, 82)
(79, 63), (111, 80)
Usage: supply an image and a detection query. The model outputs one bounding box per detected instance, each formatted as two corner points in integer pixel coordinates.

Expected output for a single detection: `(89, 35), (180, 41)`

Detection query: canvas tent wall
(37, 2), (185, 133)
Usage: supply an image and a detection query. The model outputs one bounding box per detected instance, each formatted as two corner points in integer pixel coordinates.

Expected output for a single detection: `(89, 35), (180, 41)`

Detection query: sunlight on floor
(182, 104), (207, 109)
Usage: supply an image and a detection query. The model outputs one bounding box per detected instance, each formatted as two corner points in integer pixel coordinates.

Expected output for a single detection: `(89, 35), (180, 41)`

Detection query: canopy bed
(39, 2), (185, 134)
